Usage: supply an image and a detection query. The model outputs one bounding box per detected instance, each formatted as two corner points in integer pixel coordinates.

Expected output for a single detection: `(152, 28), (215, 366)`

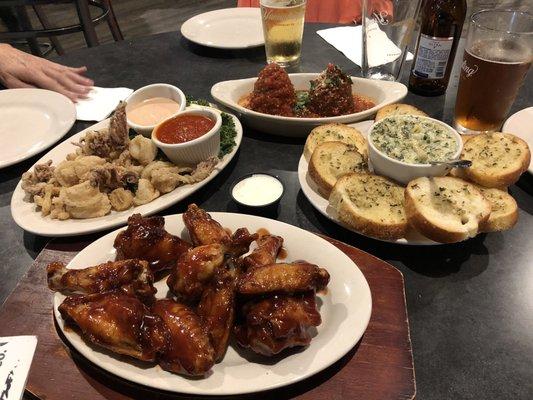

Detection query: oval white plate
(0, 89), (75, 169)
(502, 107), (533, 174)
(181, 8), (264, 49)
(211, 73), (407, 137)
(298, 120), (436, 245)
(53, 212), (372, 395)
(11, 111), (243, 237)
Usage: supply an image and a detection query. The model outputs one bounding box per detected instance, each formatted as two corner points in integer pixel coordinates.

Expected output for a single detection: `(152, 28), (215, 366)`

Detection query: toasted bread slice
(329, 173), (407, 240)
(375, 104), (427, 121)
(478, 187), (518, 232)
(308, 142), (367, 198)
(304, 124), (367, 161)
(405, 176), (491, 243)
(461, 132), (530, 188)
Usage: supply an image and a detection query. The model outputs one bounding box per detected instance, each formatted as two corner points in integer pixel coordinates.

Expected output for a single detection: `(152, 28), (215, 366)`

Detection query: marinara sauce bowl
(152, 107), (222, 165)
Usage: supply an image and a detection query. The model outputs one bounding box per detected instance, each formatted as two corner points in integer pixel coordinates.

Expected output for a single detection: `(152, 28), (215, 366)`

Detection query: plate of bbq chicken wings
(47, 204), (372, 395)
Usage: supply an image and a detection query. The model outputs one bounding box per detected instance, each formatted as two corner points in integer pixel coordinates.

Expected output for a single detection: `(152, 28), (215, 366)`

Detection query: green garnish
(294, 91), (310, 114)
(219, 112), (237, 157)
(186, 95), (211, 107)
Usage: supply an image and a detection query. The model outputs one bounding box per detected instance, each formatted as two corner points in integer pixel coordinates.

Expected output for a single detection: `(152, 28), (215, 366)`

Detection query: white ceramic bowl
(368, 116), (463, 185)
(126, 84), (186, 137)
(211, 73), (407, 137)
(152, 107), (221, 165)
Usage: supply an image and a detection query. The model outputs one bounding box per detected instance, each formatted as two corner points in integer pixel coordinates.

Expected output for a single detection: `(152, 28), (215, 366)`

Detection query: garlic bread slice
(329, 173), (407, 240)
(461, 132), (530, 188)
(478, 187), (518, 233)
(304, 123), (367, 161)
(375, 104), (427, 121)
(308, 141), (367, 198)
(405, 176), (491, 243)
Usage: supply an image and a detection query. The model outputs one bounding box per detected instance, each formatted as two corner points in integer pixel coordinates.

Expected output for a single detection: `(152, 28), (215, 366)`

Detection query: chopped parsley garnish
(186, 96), (211, 107)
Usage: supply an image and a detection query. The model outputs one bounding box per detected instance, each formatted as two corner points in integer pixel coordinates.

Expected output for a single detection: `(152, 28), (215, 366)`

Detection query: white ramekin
(368, 115), (463, 185)
(152, 107), (221, 165)
(126, 83), (186, 137)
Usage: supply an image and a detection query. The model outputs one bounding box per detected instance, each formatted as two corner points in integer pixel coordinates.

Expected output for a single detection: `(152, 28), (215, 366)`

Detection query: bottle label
(413, 34), (454, 79)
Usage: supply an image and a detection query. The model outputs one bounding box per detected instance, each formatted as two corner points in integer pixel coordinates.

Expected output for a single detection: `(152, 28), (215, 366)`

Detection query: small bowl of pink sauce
(126, 84), (186, 137)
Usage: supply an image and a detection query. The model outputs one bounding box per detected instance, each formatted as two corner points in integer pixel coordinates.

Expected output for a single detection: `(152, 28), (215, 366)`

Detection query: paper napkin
(0, 336), (38, 400)
(76, 86), (133, 122)
(317, 24), (413, 68)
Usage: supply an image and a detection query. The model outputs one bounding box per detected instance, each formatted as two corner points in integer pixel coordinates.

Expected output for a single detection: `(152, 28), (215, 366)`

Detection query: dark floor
(1, 0), (529, 56)
(1, 0), (235, 55)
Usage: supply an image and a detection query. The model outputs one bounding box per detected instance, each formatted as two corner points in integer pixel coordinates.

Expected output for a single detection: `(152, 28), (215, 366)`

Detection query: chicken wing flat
(237, 262), (330, 295)
(197, 262), (237, 362)
(183, 204), (257, 255)
(234, 292), (321, 356)
(114, 213), (192, 273)
(58, 291), (168, 361)
(166, 243), (225, 302)
(47, 259), (156, 301)
(241, 234), (284, 271)
(184, 204), (231, 247)
(151, 299), (215, 376)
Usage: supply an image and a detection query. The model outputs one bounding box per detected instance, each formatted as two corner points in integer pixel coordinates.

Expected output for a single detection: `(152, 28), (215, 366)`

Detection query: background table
(1, 23), (532, 399)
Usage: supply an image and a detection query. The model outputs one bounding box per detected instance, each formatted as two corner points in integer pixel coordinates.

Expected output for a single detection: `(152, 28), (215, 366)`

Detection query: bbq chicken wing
(184, 204), (231, 247)
(151, 299), (215, 376)
(114, 213), (191, 273)
(183, 204), (257, 255)
(241, 234), (284, 271)
(197, 261), (237, 362)
(58, 291), (168, 361)
(47, 259), (156, 302)
(237, 262), (330, 295)
(167, 243), (226, 302)
(234, 292), (321, 356)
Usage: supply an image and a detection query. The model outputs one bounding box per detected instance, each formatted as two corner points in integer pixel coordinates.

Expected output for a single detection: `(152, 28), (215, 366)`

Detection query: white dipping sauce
(232, 174), (283, 206)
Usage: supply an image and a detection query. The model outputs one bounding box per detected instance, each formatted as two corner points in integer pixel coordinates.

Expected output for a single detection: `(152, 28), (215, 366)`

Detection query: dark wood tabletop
(1, 22), (532, 400)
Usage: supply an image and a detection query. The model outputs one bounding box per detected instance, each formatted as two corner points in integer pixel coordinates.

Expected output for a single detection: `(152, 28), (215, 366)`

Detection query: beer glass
(260, 0), (306, 67)
(454, 10), (533, 134)
(361, 0), (421, 80)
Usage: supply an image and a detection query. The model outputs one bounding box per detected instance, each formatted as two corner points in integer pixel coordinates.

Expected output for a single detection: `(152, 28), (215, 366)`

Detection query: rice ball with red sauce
(249, 63), (296, 117)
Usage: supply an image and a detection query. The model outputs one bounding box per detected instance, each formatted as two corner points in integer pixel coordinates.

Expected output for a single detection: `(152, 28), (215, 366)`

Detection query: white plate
(502, 107), (533, 174)
(0, 89), (75, 169)
(53, 212), (372, 395)
(211, 73), (407, 137)
(11, 111), (243, 237)
(298, 120), (437, 245)
(181, 8), (264, 49)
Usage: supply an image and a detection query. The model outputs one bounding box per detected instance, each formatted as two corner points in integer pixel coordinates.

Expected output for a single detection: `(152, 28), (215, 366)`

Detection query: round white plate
(502, 107), (533, 174)
(53, 212), (372, 395)
(181, 8), (264, 49)
(0, 89), (75, 169)
(11, 110), (243, 237)
(211, 74), (407, 137)
(298, 120), (437, 245)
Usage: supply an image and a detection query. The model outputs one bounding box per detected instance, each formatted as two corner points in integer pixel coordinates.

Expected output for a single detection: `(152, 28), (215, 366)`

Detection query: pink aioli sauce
(128, 97), (181, 126)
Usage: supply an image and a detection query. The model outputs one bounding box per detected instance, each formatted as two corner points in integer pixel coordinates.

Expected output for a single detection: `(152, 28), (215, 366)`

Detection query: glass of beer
(454, 10), (533, 134)
(260, 0), (306, 67)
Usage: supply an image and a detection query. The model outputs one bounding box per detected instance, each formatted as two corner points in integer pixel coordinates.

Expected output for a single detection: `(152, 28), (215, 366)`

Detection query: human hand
(0, 44), (94, 102)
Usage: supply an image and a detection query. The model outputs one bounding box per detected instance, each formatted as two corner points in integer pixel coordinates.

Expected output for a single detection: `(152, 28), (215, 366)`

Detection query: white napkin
(76, 86), (133, 121)
(317, 24), (413, 68)
(0, 336), (38, 400)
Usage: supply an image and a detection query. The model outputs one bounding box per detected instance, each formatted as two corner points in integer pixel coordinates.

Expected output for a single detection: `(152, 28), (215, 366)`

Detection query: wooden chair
(0, 0), (124, 56)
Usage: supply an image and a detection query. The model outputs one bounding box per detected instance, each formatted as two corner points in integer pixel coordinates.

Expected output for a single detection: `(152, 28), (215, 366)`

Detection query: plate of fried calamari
(48, 205), (372, 395)
(11, 103), (242, 237)
(211, 63), (407, 137)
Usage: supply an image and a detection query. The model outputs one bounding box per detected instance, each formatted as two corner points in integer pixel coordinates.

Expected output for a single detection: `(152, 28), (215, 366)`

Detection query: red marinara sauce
(156, 115), (215, 144)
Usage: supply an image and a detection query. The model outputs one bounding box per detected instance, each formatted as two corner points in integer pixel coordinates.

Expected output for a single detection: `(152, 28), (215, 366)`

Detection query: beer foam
(470, 39), (532, 64)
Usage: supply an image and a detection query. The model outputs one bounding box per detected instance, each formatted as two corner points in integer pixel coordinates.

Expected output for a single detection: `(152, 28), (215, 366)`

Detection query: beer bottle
(408, 0), (467, 96)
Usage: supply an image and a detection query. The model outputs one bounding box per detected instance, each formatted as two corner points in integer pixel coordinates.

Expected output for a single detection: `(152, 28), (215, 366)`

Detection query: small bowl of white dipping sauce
(126, 84), (186, 137)
(231, 173), (284, 208)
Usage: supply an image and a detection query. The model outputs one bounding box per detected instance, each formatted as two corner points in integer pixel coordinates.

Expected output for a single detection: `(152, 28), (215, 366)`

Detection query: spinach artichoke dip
(370, 115), (458, 164)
